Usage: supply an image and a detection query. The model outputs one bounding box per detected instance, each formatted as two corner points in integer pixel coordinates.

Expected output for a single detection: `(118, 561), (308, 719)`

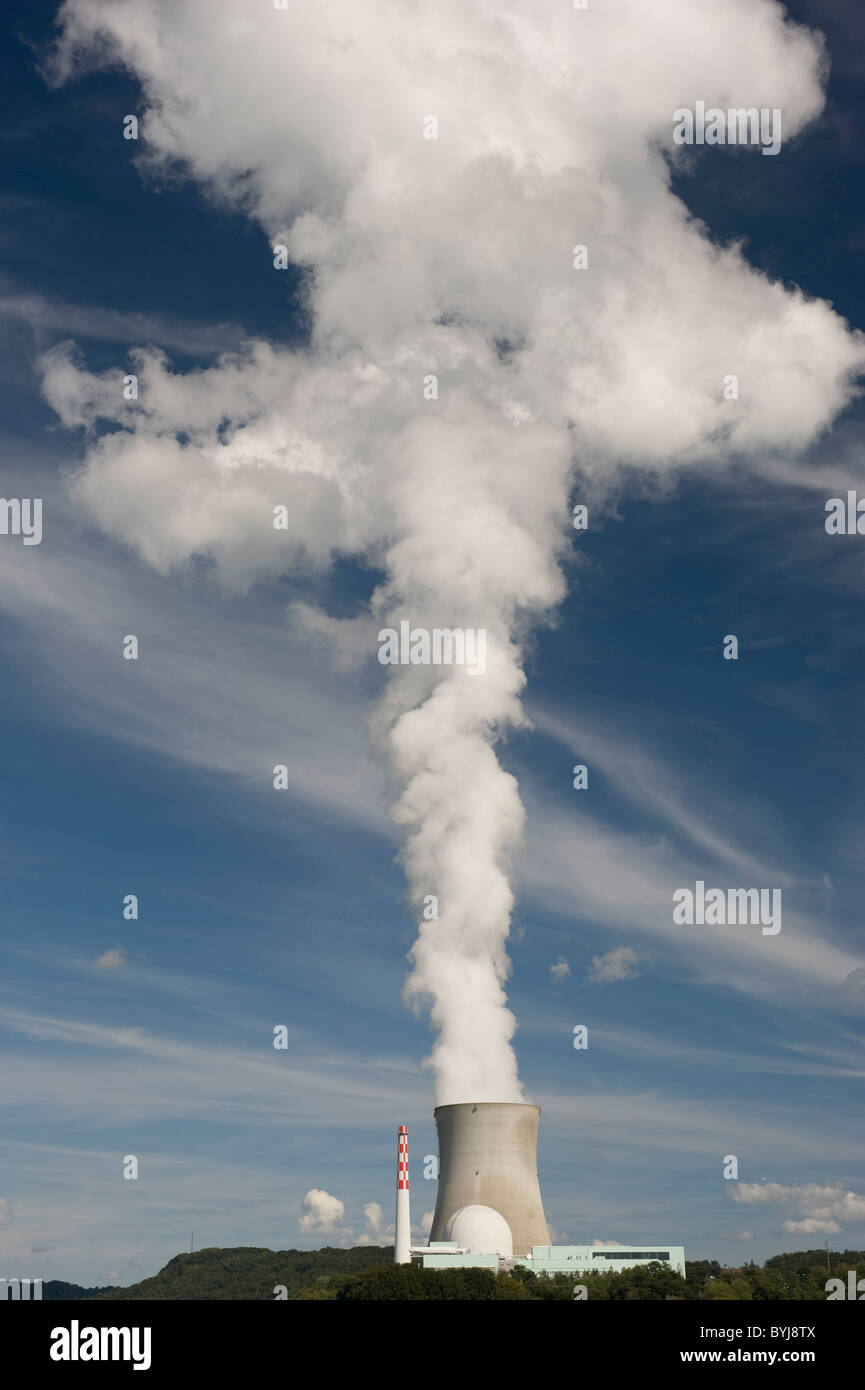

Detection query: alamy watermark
(825, 492), (865, 535)
(0, 498), (42, 545)
(826, 1270), (865, 1299)
(673, 103), (782, 157)
(378, 622), (487, 675)
(1, 1278), (43, 1299)
(673, 881), (782, 935)
(50, 1321), (151, 1370)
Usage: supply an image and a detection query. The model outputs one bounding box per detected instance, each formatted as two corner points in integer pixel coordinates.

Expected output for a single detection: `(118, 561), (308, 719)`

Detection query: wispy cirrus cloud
(0, 524), (861, 1017)
(522, 797), (863, 1002)
(530, 703), (788, 884)
(0, 1007), (427, 1129)
(0, 532), (388, 832)
(0, 285), (249, 357)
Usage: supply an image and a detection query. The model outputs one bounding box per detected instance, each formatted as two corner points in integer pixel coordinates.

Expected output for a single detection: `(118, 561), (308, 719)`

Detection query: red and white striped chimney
(395, 1124), (411, 1264)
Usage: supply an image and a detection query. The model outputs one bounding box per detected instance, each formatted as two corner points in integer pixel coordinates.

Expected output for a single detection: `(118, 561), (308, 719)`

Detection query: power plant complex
(394, 1103), (685, 1279)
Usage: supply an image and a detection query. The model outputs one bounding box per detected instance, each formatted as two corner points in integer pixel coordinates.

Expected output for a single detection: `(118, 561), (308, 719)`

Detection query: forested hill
(41, 1281), (118, 1300)
(89, 1245), (394, 1300)
(65, 1245), (865, 1300)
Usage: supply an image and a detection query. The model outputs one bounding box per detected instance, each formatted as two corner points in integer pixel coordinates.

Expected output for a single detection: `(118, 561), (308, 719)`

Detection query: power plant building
(517, 1244), (685, 1277)
(421, 1242), (685, 1278)
(395, 1104), (685, 1280)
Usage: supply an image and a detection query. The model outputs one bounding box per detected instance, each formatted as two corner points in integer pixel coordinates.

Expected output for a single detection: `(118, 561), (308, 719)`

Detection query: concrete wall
(429, 1102), (550, 1257)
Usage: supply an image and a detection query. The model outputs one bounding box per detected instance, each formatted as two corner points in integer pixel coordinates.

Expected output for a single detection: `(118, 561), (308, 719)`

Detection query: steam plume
(42, 0), (863, 1101)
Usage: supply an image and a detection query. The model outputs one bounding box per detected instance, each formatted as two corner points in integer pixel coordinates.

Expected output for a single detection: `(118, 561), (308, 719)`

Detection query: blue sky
(1, 0), (864, 1286)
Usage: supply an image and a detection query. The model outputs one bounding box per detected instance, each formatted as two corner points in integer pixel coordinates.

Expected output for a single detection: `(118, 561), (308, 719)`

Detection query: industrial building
(395, 1103), (685, 1281)
(422, 1241), (686, 1278)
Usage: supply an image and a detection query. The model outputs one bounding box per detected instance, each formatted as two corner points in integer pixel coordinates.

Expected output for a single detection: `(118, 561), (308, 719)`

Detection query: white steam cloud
(43, 0), (863, 1103)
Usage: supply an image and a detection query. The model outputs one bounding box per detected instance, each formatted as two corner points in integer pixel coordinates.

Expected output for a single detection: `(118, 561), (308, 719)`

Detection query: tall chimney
(429, 1102), (549, 1257)
(394, 1123), (411, 1263)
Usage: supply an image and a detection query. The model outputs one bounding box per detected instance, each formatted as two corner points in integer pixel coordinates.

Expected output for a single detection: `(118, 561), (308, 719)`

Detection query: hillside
(79, 1245), (865, 1300)
(90, 1245), (393, 1300)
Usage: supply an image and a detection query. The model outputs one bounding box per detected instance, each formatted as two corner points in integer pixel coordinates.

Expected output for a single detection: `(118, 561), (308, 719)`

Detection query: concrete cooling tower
(429, 1102), (550, 1257)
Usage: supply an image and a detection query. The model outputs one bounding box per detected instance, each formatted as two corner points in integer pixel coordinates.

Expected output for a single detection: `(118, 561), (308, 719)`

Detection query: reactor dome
(444, 1204), (513, 1257)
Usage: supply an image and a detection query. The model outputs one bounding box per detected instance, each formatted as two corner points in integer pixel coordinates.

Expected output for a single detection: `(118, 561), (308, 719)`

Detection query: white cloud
(587, 947), (640, 984)
(356, 1201), (397, 1246)
(0, 1197), (13, 1225)
(361, 1201), (387, 1242)
(298, 1188), (346, 1236)
(92, 947), (127, 973)
(784, 1217), (840, 1235)
(301, 1191), (399, 1247)
(729, 1181), (865, 1235)
(736, 1231), (753, 1240)
(549, 956), (571, 983)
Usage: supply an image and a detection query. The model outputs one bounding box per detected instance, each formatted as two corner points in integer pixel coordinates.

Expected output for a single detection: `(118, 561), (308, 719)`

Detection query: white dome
(444, 1204), (513, 1257)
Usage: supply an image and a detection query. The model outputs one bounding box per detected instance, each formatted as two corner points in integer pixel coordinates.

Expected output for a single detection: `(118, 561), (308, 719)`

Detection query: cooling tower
(429, 1102), (549, 1257)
